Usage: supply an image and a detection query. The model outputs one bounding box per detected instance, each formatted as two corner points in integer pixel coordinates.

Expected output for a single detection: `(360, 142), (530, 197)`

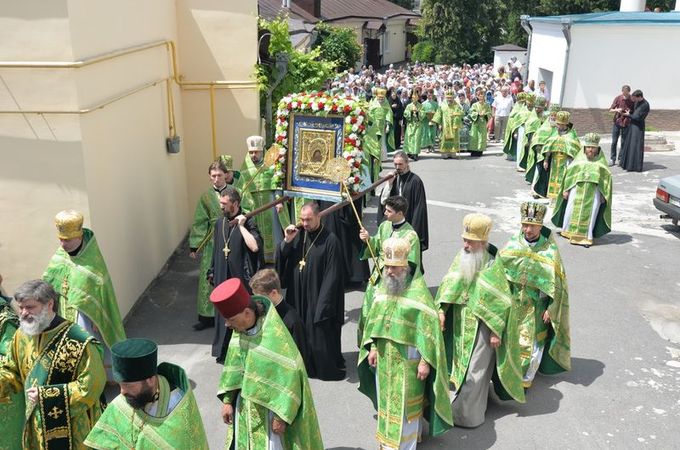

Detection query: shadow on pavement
(595, 233), (633, 246)
(344, 350), (360, 384)
(123, 244), (215, 346)
(642, 162), (667, 171)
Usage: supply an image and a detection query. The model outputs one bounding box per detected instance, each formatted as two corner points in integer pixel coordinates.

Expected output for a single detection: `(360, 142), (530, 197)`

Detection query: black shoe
(609, 160), (616, 167)
(192, 321), (214, 331)
(215, 356), (225, 364)
(413, 154), (419, 161)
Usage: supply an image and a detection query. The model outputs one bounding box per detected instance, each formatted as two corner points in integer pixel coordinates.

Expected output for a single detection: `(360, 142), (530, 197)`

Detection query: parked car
(653, 175), (680, 226)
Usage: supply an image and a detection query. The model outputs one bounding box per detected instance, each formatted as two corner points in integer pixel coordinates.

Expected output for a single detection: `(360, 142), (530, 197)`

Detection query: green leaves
(312, 23), (362, 72)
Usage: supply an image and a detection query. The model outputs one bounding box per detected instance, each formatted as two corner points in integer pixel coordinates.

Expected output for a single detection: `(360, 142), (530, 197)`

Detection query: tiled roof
(320, 0), (420, 21)
(259, 0), (319, 23)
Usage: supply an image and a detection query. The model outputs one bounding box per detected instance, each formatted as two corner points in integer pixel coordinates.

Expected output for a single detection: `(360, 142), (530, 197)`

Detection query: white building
(492, 44), (527, 70)
(524, 10), (680, 132)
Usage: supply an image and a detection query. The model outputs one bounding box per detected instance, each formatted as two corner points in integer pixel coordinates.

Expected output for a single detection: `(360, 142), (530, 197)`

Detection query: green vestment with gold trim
(518, 110), (543, 169)
(217, 296), (324, 450)
(402, 102), (423, 156)
(189, 188), (223, 317)
(502, 103), (529, 156)
(358, 275), (453, 448)
(0, 320), (105, 449)
(420, 99), (438, 148)
(84, 362), (209, 449)
(432, 102), (463, 154)
(0, 296), (22, 450)
(365, 98), (395, 182)
(435, 250), (525, 403)
(357, 221), (421, 346)
(552, 149), (613, 245)
(526, 117), (554, 184)
(468, 101), (491, 153)
(540, 128), (581, 200)
(43, 228), (126, 352)
(499, 229), (571, 385)
(237, 156), (291, 264)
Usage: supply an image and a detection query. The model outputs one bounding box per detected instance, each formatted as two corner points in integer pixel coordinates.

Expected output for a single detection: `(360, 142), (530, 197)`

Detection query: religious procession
(2, 1), (678, 449)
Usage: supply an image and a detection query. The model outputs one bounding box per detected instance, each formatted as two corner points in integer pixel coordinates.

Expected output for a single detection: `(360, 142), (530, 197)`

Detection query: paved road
(124, 140), (680, 449)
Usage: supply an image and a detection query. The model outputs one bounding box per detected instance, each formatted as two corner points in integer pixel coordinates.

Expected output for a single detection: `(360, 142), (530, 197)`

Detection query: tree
(312, 23), (362, 72)
(256, 17), (335, 139)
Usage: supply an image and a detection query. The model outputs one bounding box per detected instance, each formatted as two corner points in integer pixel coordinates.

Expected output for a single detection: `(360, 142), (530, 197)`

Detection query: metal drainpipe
(520, 15), (532, 82)
(559, 18), (572, 107)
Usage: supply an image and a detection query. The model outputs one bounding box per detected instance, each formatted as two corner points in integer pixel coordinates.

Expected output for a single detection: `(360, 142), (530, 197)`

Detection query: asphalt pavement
(123, 136), (680, 449)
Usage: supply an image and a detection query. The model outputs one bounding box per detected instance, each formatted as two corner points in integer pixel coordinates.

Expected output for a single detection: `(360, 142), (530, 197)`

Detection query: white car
(654, 175), (680, 226)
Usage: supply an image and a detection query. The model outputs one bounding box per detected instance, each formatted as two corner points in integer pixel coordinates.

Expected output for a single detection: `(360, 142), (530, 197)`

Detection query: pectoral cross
(223, 245), (230, 257)
(61, 278), (69, 297)
(519, 272), (528, 288)
(298, 260), (306, 272)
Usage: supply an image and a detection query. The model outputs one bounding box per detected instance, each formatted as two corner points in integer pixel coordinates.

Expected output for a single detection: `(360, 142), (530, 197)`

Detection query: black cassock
(275, 225), (346, 381)
(211, 212), (263, 358)
(619, 99), (650, 173)
(391, 98), (405, 147)
(275, 299), (311, 372)
(319, 200), (370, 286)
(378, 170), (429, 251)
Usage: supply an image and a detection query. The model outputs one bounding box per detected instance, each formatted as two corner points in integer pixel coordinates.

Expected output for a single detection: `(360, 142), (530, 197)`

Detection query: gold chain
(299, 225), (324, 272)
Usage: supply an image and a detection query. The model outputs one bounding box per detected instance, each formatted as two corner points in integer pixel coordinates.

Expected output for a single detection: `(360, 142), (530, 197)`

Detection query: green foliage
(256, 17), (335, 124)
(312, 23), (362, 72)
(420, 0), (677, 65)
(411, 40), (435, 63)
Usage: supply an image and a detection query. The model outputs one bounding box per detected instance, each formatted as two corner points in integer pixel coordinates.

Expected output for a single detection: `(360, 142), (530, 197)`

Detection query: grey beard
(383, 268), (409, 295)
(459, 249), (487, 283)
(20, 307), (52, 336)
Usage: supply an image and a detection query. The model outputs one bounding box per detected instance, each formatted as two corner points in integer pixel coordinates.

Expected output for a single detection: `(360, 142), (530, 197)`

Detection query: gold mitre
(520, 202), (547, 225)
(461, 213), (492, 241)
(582, 132), (601, 148)
(444, 89), (455, 98)
(55, 210), (84, 240)
(555, 110), (571, 125)
(375, 87), (387, 97)
(382, 237), (410, 267)
(246, 135), (264, 152)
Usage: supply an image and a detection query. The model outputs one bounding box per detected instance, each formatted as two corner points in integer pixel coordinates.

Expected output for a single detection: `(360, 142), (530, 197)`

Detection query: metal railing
(0, 40), (257, 158)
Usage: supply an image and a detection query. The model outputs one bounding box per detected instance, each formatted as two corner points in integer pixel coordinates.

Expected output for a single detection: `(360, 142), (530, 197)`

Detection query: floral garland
(273, 92), (366, 192)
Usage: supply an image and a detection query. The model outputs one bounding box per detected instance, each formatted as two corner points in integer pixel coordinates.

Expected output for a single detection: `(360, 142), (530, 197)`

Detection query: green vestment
(358, 275), (454, 448)
(43, 228), (126, 350)
(237, 156), (291, 263)
(432, 102), (464, 154)
(217, 296), (324, 450)
(85, 363), (209, 449)
(0, 296), (22, 450)
(365, 98), (396, 182)
(541, 128), (581, 200)
(502, 103), (529, 157)
(420, 99), (439, 148)
(357, 221), (421, 346)
(518, 110), (543, 170)
(468, 101), (491, 153)
(0, 320), (105, 449)
(499, 229), (571, 385)
(435, 250), (525, 403)
(526, 117), (554, 184)
(552, 149), (613, 246)
(189, 188), (222, 317)
(402, 102), (423, 156)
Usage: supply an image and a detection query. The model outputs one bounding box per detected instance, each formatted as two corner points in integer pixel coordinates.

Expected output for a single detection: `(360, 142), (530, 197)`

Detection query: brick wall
(568, 108), (679, 133)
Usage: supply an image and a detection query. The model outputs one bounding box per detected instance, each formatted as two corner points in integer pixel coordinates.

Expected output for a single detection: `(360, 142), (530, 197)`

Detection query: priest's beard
(459, 249), (486, 283)
(124, 383), (156, 410)
(383, 267), (410, 296)
(19, 307), (52, 336)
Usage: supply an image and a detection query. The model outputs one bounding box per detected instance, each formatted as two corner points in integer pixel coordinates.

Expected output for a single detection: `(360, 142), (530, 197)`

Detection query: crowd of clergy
(0, 62), (620, 449)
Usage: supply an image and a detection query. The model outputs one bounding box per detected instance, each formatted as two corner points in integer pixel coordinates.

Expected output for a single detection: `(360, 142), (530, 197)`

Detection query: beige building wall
(0, 0), (259, 317)
(177, 0), (260, 211)
(382, 19), (407, 66)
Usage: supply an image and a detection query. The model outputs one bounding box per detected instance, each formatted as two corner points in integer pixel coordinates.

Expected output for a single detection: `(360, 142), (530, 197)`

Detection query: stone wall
(569, 108), (679, 134)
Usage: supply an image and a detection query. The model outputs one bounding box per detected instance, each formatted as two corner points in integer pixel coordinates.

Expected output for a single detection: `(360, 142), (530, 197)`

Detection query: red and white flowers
(274, 92), (366, 191)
